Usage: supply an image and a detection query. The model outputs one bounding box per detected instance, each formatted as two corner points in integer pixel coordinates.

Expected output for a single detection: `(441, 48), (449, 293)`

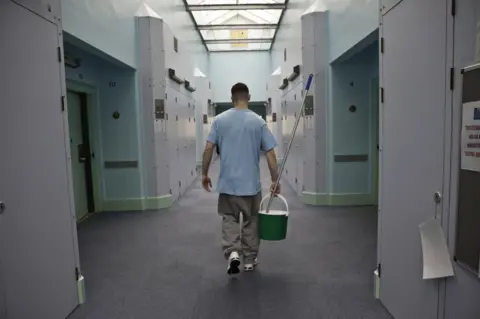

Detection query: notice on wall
(461, 101), (480, 172)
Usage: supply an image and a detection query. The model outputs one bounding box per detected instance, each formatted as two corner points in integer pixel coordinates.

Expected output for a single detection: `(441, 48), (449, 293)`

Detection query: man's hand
(202, 175), (212, 192)
(270, 182), (281, 195)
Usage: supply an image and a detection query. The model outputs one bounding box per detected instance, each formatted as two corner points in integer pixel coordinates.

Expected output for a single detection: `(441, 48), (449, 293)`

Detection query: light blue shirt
(207, 108), (277, 196)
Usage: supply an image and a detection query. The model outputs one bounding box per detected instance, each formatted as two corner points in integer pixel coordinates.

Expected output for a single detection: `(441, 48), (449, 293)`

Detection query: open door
(0, 2), (79, 318)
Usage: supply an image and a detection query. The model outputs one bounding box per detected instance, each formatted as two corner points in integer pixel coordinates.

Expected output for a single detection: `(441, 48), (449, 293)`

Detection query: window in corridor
(184, 0), (287, 52)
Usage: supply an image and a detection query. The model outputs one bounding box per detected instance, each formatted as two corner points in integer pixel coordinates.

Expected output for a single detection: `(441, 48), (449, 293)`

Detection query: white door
(379, 0), (448, 318)
(0, 2), (79, 318)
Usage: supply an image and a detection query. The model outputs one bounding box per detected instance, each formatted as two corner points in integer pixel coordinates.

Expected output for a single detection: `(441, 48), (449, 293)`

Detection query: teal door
(67, 91), (94, 221)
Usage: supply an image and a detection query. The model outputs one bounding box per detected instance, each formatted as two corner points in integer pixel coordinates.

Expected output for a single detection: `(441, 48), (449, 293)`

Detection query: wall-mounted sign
(461, 101), (480, 172)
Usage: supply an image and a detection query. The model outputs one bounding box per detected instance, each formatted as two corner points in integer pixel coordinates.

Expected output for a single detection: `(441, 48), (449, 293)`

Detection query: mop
(258, 73), (314, 241)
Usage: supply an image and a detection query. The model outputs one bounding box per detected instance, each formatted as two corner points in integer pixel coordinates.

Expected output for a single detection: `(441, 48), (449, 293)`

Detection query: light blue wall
(328, 0), (380, 63)
(209, 52), (270, 102)
(62, 0), (139, 68)
(64, 41), (143, 200)
(330, 41), (379, 194)
(61, 0), (209, 71)
(271, 0), (379, 67)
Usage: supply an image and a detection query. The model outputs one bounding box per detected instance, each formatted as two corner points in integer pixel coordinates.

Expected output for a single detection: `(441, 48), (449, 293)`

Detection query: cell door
(379, 0), (449, 318)
(0, 2), (79, 318)
(370, 77), (380, 206)
(0, 252), (5, 319)
(67, 91), (95, 221)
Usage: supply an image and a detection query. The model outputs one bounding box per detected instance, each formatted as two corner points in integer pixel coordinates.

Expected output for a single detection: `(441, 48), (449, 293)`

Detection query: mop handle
(265, 74), (314, 214)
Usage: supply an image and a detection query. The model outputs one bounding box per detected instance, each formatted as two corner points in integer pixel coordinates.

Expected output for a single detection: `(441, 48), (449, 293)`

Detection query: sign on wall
(461, 101), (480, 172)
(455, 65), (480, 276)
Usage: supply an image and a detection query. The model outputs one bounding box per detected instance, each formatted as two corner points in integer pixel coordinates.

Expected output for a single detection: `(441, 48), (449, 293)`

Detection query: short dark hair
(231, 83), (249, 101)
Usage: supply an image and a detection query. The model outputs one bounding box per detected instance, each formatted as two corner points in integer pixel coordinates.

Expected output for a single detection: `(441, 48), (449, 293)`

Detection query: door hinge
(380, 38), (384, 54)
(451, 0), (456, 16)
(377, 263), (381, 277)
(450, 67), (455, 90)
(380, 87), (384, 103)
(57, 46), (62, 62)
(61, 95), (66, 111)
(75, 267), (80, 280)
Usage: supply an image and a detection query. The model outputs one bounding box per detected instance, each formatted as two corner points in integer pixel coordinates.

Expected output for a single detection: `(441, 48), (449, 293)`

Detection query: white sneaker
(227, 251), (241, 275)
(244, 258), (258, 272)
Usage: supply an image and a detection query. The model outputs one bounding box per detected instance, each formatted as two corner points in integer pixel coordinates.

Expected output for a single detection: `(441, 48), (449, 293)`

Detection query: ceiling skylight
(183, 0), (288, 52)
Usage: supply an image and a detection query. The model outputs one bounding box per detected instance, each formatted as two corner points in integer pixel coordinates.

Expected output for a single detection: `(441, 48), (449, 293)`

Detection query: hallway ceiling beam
(188, 4), (286, 11)
(197, 23), (278, 30)
(269, 0), (288, 50)
(182, 0), (208, 52)
(210, 49), (270, 53)
(205, 38), (273, 44)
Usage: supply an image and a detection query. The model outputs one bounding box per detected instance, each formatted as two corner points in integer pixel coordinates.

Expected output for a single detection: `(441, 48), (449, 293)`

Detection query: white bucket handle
(260, 194), (289, 216)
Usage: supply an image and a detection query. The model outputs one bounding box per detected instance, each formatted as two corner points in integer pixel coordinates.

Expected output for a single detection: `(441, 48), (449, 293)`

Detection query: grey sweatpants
(218, 192), (262, 263)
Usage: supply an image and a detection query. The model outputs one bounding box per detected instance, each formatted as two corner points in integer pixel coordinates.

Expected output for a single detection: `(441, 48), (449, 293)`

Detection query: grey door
(0, 2), (79, 318)
(379, 0), (448, 318)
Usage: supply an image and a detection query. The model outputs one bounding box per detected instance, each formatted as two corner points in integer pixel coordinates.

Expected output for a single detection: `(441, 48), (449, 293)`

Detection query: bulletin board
(455, 64), (480, 276)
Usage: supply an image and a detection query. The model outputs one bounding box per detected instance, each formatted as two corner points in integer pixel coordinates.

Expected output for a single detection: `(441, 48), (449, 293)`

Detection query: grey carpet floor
(68, 159), (392, 319)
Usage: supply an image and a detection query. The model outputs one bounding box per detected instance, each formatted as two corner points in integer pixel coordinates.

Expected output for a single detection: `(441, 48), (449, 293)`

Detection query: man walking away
(201, 82), (280, 275)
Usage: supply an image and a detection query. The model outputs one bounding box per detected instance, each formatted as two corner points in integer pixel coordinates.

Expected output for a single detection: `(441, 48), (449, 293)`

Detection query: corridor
(68, 159), (391, 319)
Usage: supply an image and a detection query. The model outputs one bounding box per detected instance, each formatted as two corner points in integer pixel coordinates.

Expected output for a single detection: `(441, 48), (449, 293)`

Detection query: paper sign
(419, 218), (454, 280)
(461, 101), (480, 172)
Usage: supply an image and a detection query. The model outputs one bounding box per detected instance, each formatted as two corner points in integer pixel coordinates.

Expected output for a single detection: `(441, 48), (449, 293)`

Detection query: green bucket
(258, 195), (289, 241)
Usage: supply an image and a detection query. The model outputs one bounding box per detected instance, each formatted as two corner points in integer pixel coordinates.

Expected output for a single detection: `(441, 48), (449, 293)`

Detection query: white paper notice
(461, 101), (480, 172)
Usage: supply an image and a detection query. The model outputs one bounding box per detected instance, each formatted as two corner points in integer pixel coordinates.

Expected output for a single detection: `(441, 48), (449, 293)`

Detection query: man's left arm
(202, 141), (215, 177)
(202, 120), (218, 191)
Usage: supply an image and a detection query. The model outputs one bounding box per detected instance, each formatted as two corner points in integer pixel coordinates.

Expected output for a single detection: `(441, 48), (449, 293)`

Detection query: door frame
(370, 77), (380, 206)
(215, 101), (267, 121)
(66, 80), (103, 215)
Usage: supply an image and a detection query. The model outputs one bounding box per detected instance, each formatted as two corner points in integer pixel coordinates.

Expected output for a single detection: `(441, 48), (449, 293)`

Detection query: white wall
(209, 52), (270, 102)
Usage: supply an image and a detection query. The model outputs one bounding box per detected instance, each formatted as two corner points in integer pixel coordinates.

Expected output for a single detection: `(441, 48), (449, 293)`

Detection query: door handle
(0, 201), (5, 213)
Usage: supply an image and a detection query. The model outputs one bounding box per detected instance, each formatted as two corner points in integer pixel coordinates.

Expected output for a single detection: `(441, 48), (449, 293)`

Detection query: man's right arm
(265, 148), (279, 183)
(261, 124), (279, 184)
